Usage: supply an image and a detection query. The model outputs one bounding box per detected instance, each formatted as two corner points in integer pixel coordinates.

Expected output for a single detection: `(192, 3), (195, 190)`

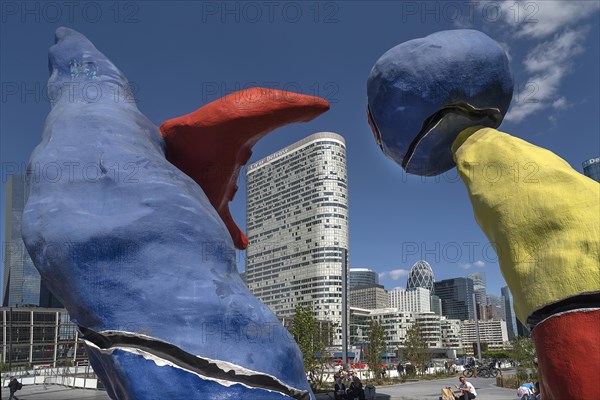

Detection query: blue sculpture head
(367, 29), (513, 176)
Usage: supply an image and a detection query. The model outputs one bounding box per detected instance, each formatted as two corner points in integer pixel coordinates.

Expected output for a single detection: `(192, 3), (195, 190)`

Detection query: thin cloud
(505, 28), (587, 123)
(507, 1), (600, 39)
(498, 42), (513, 63)
(454, 1), (598, 124)
(380, 268), (410, 280)
(460, 260), (486, 269)
(552, 97), (570, 110)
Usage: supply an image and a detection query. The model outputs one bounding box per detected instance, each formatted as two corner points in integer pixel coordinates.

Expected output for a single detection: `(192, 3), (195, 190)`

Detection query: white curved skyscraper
(406, 260), (435, 293)
(245, 132), (349, 345)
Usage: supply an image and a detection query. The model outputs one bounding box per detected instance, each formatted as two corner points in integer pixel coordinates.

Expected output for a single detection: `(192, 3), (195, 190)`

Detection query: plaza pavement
(2, 377), (519, 399)
(372, 376), (518, 399)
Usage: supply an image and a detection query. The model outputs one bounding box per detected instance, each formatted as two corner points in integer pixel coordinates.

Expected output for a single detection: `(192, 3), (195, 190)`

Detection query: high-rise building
(245, 132), (349, 343)
(349, 284), (388, 310)
(582, 157), (600, 182)
(3, 176), (61, 308)
(430, 294), (442, 316)
(389, 287), (431, 313)
(406, 260), (435, 292)
(517, 319), (530, 338)
(485, 294), (506, 320)
(1, 307), (87, 367)
(434, 277), (475, 321)
(501, 286), (518, 340)
(467, 272), (486, 318)
(349, 268), (379, 289)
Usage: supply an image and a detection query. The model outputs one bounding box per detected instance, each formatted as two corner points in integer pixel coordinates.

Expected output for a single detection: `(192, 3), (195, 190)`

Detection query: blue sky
(1, 1), (599, 300)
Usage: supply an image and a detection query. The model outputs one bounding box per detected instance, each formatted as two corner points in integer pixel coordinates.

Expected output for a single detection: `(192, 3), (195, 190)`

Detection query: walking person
(454, 376), (477, 399)
(8, 376), (22, 400)
(396, 362), (404, 376)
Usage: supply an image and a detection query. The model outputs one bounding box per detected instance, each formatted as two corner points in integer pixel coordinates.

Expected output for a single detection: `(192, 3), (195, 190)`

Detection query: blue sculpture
(367, 29), (513, 176)
(21, 27), (327, 400)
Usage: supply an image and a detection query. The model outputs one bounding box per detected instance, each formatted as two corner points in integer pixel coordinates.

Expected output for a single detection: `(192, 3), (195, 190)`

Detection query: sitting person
(454, 376), (477, 399)
(334, 377), (346, 400)
(518, 382), (534, 400)
(531, 382), (542, 400)
(346, 376), (365, 400)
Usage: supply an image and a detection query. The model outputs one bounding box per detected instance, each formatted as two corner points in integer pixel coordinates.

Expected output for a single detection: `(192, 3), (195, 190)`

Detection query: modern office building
(351, 307), (415, 348)
(517, 319), (530, 337)
(245, 132), (349, 344)
(350, 284), (388, 310)
(415, 312), (442, 348)
(350, 307), (462, 352)
(582, 157), (600, 182)
(501, 286), (518, 340)
(349, 307), (372, 345)
(430, 294), (442, 316)
(3, 175), (62, 308)
(389, 287), (431, 313)
(467, 272), (486, 318)
(1, 307), (87, 367)
(485, 294), (506, 321)
(440, 317), (462, 349)
(349, 268), (379, 289)
(406, 260), (435, 292)
(434, 277), (475, 321)
(462, 319), (509, 354)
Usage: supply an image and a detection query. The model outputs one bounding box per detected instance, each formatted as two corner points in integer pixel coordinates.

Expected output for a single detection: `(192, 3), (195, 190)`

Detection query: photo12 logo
(1, 1), (141, 24)
(400, 1), (538, 25)
(2, 81), (139, 105)
(1, 161), (140, 185)
(200, 1), (340, 24)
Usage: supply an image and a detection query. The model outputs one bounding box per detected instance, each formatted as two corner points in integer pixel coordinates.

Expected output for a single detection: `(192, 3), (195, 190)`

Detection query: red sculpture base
(532, 308), (600, 400)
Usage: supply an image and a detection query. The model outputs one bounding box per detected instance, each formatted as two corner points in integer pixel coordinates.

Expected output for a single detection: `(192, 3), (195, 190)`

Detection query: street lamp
(341, 249), (348, 371)
(9, 306), (13, 372)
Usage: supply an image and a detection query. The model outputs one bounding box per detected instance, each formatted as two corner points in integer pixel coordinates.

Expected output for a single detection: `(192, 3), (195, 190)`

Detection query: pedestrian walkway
(1, 384), (109, 399)
(4, 377), (519, 400)
(375, 376), (519, 399)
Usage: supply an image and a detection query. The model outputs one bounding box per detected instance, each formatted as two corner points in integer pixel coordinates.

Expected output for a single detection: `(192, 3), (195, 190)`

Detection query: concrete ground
(1, 384), (109, 399)
(3, 377), (519, 399)
(316, 376), (518, 400)
(373, 376), (518, 399)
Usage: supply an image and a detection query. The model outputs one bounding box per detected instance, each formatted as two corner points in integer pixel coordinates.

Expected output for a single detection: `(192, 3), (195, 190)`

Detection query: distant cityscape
(242, 132), (531, 359)
(2, 133), (598, 367)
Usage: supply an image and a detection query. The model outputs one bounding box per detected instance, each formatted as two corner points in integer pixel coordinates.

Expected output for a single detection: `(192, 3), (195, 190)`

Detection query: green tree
(288, 305), (326, 391)
(403, 322), (430, 375)
(510, 336), (537, 382)
(482, 350), (511, 360)
(366, 319), (386, 379)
